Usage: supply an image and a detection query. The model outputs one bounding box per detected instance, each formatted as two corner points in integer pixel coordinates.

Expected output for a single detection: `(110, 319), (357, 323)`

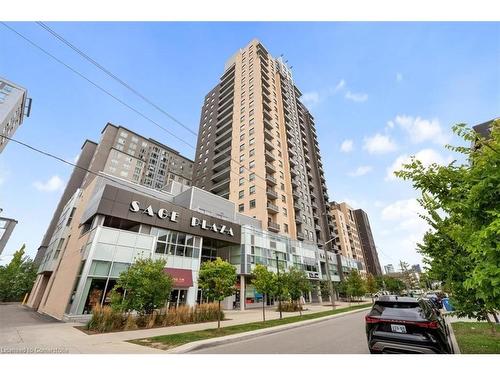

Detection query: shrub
(276, 301), (304, 312)
(85, 305), (124, 333)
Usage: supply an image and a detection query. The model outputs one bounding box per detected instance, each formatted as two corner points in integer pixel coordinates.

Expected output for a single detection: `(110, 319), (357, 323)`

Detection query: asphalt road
(192, 309), (370, 354)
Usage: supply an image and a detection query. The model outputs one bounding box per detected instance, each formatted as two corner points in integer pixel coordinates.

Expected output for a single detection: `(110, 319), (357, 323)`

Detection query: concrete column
(308, 290), (312, 303)
(317, 284), (322, 304)
(240, 275), (245, 311)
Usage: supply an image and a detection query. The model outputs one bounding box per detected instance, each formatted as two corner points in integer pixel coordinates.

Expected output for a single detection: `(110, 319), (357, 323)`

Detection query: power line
(0, 22), (288, 199)
(36, 21), (198, 137)
(0, 22), (194, 151)
(0, 134), (195, 206)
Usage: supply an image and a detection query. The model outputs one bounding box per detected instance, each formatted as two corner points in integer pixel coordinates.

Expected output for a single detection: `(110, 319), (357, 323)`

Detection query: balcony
(296, 231), (305, 240)
(265, 150), (276, 162)
(264, 139), (275, 152)
(291, 177), (299, 188)
(264, 128), (273, 141)
(294, 201), (301, 211)
(265, 161), (276, 173)
(212, 154), (230, 172)
(266, 188), (278, 200)
(268, 222), (280, 233)
(315, 224), (322, 232)
(266, 174), (277, 186)
(215, 119), (232, 137)
(211, 179), (230, 194)
(290, 168), (298, 177)
(289, 157), (297, 167)
(215, 127), (232, 145)
(267, 202), (279, 213)
(211, 167), (230, 182)
(264, 118), (273, 131)
(295, 216), (303, 224)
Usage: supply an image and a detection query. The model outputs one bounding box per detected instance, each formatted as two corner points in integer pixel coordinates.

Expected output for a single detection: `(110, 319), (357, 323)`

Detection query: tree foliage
(345, 270), (366, 300)
(0, 244), (37, 302)
(366, 273), (378, 300)
(282, 266), (311, 315)
(198, 257), (237, 328)
(395, 121), (500, 325)
(111, 258), (172, 315)
(251, 264), (277, 321)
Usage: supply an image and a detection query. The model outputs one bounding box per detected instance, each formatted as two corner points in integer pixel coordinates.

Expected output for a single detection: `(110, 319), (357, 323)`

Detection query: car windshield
(372, 301), (427, 321)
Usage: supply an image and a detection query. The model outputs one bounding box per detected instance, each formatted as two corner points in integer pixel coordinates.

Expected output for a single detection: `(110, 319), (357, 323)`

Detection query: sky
(0, 22), (499, 270)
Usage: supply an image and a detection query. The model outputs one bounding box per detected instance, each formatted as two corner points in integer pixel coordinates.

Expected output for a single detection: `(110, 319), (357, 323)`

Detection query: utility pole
(323, 237), (338, 310)
(275, 252), (282, 319)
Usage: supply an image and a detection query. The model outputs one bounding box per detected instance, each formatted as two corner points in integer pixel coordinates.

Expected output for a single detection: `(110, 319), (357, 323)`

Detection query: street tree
(111, 258), (172, 315)
(0, 244), (37, 302)
(198, 257), (237, 329)
(283, 266), (311, 316)
(345, 270), (366, 302)
(384, 276), (406, 295)
(395, 121), (500, 332)
(251, 264), (277, 322)
(366, 273), (378, 302)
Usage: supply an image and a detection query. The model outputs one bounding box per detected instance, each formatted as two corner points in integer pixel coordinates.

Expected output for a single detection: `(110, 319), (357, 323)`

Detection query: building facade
(33, 123), (194, 266)
(384, 264), (395, 274)
(192, 39), (337, 271)
(329, 201), (366, 274)
(354, 208), (382, 276)
(0, 77), (31, 153)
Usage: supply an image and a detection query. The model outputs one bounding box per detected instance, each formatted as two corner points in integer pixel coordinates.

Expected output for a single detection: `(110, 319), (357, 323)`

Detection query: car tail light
(365, 316), (381, 323)
(413, 321), (439, 329)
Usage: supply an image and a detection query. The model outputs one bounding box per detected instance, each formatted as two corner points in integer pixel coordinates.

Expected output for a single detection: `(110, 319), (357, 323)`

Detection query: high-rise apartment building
(192, 39), (335, 253)
(384, 264), (395, 274)
(354, 208), (382, 276)
(0, 77), (32, 153)
(0, 217), (18, 255)
(329, 201), (366, 273)
(33, 122), (194, 266)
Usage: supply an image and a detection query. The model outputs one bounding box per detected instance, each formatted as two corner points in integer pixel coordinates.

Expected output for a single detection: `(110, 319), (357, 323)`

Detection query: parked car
(424, 293), (443, 309)
(365, 295), (453, 354)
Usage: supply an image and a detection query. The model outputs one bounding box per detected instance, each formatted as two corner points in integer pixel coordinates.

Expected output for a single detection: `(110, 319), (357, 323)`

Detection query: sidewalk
(0, 301), (370, 354)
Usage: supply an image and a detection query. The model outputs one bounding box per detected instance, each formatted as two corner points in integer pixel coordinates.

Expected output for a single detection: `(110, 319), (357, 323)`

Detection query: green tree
(366, 273), (378, 302)
(0, 244), (37, 302)
(110, 258), (172, 315)
(283, 266), (311, 316)
(384, 276), (406, 294)
(198, 257), (237, 329)
(345, 270), (366, 302)
(395, 121), (500, 332)
(251, 264), (277, 322)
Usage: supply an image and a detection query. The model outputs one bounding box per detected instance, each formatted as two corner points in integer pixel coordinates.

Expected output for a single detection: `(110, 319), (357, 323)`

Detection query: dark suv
(365, 296), (453, 354)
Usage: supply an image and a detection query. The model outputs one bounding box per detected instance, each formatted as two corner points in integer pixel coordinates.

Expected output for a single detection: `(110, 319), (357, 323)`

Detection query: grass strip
(451, 322), (499, 354)
(130, 303), (372, 350)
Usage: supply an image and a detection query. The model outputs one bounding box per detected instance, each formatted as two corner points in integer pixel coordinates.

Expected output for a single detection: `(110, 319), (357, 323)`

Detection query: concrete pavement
(0, 301), (371, 354)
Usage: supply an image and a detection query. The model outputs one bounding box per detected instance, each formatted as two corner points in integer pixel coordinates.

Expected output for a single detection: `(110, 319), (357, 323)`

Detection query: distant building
(472, 118), (496, 140)
(354, 208), (382, 276)
(0, 77), (31, 153)
(0, 217), (18, 255)
(411, 264), (422, 273)
(384, 264), (395, 274)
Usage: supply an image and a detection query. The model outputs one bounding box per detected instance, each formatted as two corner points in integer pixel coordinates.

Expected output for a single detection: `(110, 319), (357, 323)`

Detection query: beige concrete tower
(330, 201), (367, 274)
(193, 40), (335, 248)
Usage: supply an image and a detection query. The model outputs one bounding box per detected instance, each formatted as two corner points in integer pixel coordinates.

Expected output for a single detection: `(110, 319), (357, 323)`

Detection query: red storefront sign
(164, 268), (193, 288)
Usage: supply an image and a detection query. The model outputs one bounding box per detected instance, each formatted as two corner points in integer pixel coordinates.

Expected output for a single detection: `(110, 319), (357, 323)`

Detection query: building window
(249, 185), (256, 195)
(249, 172), (255, 181)
(249, 148), (255, 157)
(283, 208), (287, 216)
(249, 160), (255, 169)
(281, 195), (286, 203)
(284, 223), (289, 233)
(239, 204), (244, 212)
(250, 199), (256, 209)
(249, 138), (255, 145)
(239, 166), (244, 173)
(239, 177), (244, 186)
(239, 190), (244, 199)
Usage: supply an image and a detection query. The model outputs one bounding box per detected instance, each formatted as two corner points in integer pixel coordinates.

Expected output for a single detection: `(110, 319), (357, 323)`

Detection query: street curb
(445, 317), (461, 354)
(163, 306), (372, 354)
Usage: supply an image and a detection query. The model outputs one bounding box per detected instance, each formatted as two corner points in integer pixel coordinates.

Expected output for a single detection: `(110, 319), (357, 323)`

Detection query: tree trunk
(485, 313), (496, 335)
(262, 294), (266, 322)
(493, 311), (499, 324)
(298, 298), (302, 316)
(218, 300), (221, 330)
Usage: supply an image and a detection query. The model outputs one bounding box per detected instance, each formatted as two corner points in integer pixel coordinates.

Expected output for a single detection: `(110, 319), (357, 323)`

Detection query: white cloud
(345, 90), (368, 103)
(381, 199), (421, 221)
(385, 148), (454, 181)
(363, 133), (398, 154)
(301, 91), (321, 106)
(343, 197), (360, 208)
(348, 165), (373, 177)
(340, 139), (353, 153)
(396, 73), (403, 82)
(33, 175), (65, 192)
(394, 115), (449, 145)
(333, 79), (346, 93)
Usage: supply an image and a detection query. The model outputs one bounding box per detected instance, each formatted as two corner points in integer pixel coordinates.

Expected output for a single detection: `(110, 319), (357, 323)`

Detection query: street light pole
(323, 237), (338, 310)
(275, 253), (282, 319)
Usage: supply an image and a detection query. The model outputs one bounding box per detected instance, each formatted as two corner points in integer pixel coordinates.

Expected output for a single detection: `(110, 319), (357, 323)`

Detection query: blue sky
(0, 22), (499, 269)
